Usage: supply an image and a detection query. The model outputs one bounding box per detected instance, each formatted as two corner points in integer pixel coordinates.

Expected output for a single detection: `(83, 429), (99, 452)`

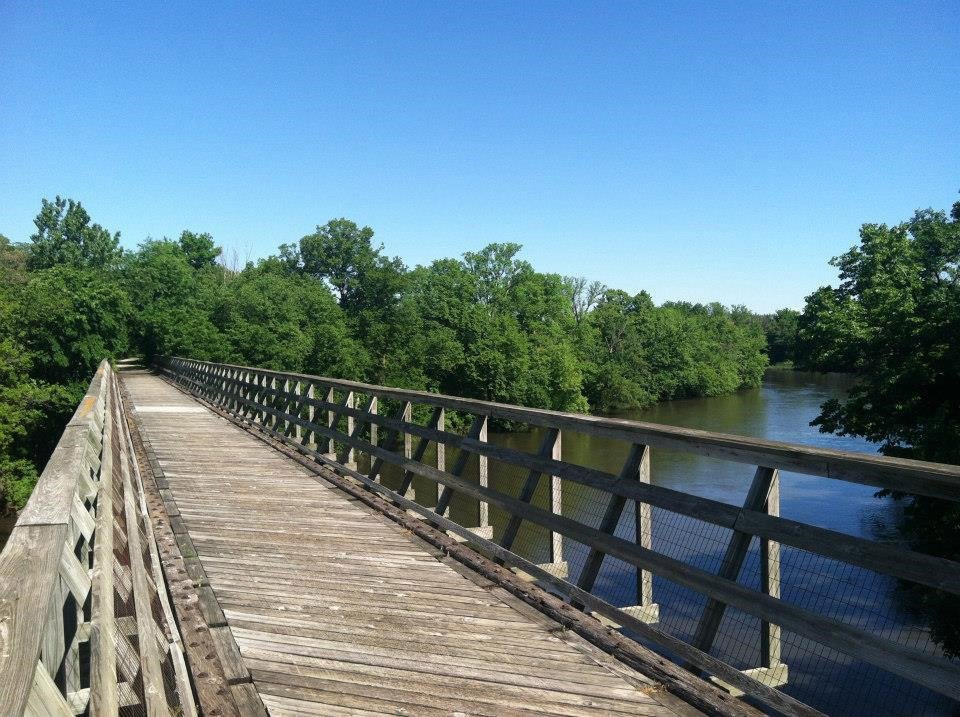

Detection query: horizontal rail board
(168, 358), (960, 501)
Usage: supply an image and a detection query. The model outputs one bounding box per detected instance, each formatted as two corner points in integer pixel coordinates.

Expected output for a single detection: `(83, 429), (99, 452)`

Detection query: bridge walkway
(121, 370), (690, 717)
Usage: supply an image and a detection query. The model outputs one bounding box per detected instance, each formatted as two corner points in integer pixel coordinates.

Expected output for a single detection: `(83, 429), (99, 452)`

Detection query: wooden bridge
(1, 359), (959, 717)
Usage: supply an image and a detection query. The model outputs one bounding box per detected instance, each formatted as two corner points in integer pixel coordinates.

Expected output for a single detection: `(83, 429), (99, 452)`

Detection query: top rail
(166, 358), (960, 500)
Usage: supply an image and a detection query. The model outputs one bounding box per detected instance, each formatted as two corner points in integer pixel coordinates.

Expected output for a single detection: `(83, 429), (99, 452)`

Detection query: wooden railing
(0, 361), (195, 717)
(159, 357), (960, 717)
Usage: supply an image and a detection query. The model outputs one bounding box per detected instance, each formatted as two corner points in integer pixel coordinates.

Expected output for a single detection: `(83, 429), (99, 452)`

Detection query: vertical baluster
(403, 402), (413, 498)
(548, 430), (564, 573)
(761, 471), (784, 675)
(292, 380), (303, 444)
(478, 418), (489, 534)
(636, 444), (654, 614)
(325, 387), (336, 457)
(345, 391), (356, 468)
(436, 407), (445, 506)
(306, 383), (316, 450)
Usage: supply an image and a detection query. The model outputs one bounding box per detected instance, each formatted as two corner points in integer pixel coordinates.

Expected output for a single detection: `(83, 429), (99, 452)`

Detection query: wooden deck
(122, 370), (690, 717)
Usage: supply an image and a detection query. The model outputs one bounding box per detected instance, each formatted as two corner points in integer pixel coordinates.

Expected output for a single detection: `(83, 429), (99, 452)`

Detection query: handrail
(158, 356), (960, 717)
(160, 358), (960, 500)
(0, 361), (193, 716)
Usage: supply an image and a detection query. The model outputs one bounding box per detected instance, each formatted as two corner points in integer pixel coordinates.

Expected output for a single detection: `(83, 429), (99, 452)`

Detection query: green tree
(289, 219), (401, 309)
(800, 197), (960, 656)
(763, 308), (800, 364)
(124, 238), (229, 361)
(26, 196), (123, 271)
(178, 230), (221, 269)
(17, 266), (132, 384)
(218, 262), (366, 379)
(404, 246), (587, 413)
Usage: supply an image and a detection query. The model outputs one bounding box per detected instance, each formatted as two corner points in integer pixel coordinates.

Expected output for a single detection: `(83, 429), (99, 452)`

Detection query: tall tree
(799, 196), (960, 656)
(763, 308), (800, 364)
(178, 230), (221, 269)
(564, 276), (606, 325)
(27, 196), (123, 271)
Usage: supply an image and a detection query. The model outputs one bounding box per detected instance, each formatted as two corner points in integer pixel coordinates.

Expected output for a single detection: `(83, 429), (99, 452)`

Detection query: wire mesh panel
(159, 356), (960, 717)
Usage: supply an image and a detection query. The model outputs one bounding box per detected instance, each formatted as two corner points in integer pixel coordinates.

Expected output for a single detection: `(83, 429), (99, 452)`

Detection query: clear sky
(1, 1), (957, 312)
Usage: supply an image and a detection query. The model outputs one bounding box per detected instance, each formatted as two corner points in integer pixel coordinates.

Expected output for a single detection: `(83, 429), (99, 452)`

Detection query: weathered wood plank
(120, 441), (168, 715)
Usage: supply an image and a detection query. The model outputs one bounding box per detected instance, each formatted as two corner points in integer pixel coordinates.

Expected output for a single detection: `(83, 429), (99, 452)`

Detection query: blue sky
(1, 1), (957, 312)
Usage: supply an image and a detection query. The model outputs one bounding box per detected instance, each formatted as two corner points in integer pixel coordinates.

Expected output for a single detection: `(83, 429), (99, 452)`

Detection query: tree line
(0, 196), (769, 513)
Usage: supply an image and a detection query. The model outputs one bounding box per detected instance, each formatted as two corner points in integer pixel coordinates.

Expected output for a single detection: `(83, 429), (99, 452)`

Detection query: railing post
(636, 444), (655, 616)
(402, 402), (413, 498)
(306, 383), (316, 450)
(344, 391), (356, 469)
(436, 407), (445, 505)
(292, 379), (302, 444)
(548, 430), (563, 569)
(369, 396), (378, 448)
(325, 387), (335, 457)
(761, 471), (783, 671)
(478, 417), (489, 535)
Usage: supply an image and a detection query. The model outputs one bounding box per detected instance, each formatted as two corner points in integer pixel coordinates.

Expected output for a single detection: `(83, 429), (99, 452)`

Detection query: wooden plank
(120, 440), (168, 716)
(169, 642), (199, 717)
(0, 524), (68, 715)
(211, 625), (251, 684)
(25, 660), (73, 717)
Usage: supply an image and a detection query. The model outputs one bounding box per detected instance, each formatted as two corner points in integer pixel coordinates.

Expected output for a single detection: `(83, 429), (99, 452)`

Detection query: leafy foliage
(762, 308), (800, 365)
(0, 196), (770, 517)
(796, 197), (960, 657)
(27, 196), (123, 271)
